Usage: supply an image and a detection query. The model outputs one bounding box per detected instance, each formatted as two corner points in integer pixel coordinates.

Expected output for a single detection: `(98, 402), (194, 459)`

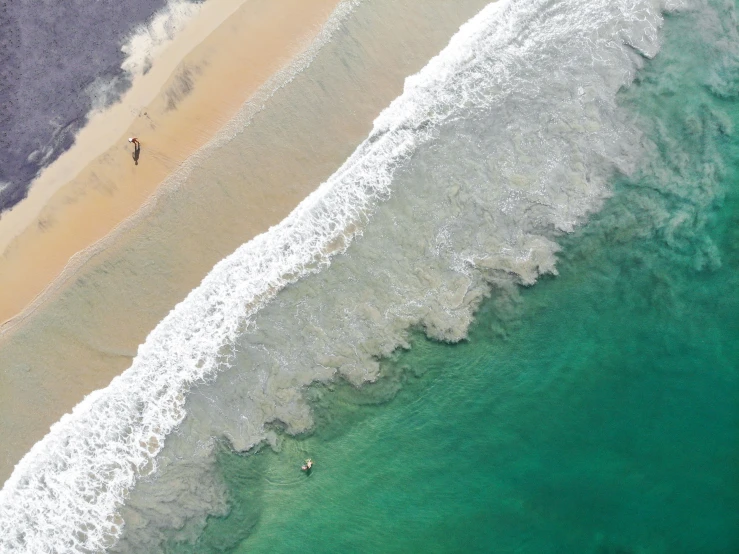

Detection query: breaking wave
(0, 0), (694, 551)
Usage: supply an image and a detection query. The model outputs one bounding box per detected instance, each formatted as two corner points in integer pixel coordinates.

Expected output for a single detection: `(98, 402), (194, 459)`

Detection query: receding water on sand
(0, 0), (202, 209)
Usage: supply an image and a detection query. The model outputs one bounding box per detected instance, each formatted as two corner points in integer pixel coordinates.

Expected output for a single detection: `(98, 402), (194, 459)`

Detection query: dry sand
(0, 0), (341, 330)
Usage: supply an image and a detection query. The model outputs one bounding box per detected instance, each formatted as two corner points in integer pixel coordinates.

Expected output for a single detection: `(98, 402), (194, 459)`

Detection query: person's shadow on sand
(132, 143), (141, 165)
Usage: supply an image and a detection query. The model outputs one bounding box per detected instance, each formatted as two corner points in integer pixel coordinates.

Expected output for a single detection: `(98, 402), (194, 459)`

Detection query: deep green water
(169, 6), (739, 553)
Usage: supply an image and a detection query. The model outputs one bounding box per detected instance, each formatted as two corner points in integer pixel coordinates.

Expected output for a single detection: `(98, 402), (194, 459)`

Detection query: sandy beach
(0, 0), (340, 330)
(0, 0), (345, 482)
(0, 0), (491, 484)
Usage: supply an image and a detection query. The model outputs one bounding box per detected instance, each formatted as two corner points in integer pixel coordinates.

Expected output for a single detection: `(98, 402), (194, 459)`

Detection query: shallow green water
(169, 7), (739, 553)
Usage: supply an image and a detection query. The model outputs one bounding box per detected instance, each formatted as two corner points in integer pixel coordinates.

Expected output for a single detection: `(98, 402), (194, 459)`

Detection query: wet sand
(0, 0), (492, 483)
(0, 0), (341, 329)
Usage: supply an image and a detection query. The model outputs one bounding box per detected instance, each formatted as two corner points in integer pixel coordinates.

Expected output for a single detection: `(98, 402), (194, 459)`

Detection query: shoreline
(0, 0), (493, 487)
(0, 0), (342, 332)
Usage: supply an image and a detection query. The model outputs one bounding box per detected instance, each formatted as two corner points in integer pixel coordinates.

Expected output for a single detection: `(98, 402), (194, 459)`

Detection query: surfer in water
(301, 459), (313, 471)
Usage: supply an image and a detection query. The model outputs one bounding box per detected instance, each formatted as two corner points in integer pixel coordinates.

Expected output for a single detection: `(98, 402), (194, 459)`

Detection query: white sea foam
(120, 0), (203, 78)
(80, 0), (203, 117)
(0, 0), (682, 551)
(0, 1), (362, 552)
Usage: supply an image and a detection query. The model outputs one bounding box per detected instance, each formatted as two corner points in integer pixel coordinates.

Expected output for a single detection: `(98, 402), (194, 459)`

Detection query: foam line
(0, 0), (678, 550)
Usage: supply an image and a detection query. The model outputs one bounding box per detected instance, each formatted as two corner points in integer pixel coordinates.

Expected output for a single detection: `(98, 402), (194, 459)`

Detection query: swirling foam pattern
(0, 0), (686, 551)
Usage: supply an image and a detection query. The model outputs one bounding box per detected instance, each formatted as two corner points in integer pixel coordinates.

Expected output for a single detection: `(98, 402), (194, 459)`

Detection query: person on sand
(301, 458), (313, 471)
(129, 137), (141, 165)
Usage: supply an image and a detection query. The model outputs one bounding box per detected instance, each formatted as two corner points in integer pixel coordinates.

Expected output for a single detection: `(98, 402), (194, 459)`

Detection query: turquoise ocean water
(3, 1), (738, 552)
(170, 5), (739, 553)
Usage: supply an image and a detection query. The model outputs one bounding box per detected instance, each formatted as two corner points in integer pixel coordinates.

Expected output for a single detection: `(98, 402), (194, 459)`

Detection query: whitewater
(0, 0), (688, 551)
